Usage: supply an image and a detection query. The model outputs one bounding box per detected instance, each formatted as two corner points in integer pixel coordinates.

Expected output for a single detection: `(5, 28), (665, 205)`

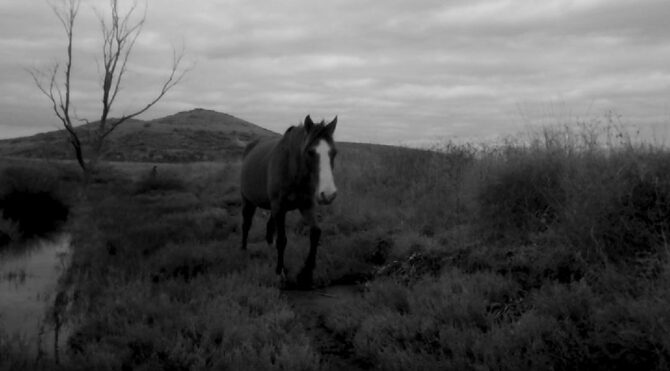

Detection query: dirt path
(282, 284), (369, 371)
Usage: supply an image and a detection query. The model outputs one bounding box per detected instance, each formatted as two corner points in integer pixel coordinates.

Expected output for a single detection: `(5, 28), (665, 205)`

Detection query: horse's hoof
(297, 270), (313, 289)
(278, 270), (288, 286)
(276, 266), (288, 280)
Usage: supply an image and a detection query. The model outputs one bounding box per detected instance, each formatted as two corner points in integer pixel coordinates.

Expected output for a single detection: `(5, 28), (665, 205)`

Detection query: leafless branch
(29, 66), (65, 125)
(98, 0), (146, 134)
(32, 0), (188, 173)
(100, 46), (188, 140)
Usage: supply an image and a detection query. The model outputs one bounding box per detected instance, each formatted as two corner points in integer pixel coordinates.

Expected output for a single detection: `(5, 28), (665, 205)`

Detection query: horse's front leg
(271, 202), (287, 277)
(298, 207), (320, 287)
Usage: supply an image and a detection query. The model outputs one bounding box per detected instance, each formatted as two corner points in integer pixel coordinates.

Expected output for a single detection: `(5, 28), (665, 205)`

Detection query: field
(2, 123), (670, 370)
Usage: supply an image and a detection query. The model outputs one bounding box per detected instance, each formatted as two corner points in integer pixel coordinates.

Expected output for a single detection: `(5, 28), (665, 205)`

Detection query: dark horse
(240, 115), (338, 286)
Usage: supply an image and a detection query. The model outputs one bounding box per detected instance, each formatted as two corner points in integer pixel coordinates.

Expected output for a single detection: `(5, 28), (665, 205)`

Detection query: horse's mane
(279, 120), (334, 155)
(286, 120), (331, 140)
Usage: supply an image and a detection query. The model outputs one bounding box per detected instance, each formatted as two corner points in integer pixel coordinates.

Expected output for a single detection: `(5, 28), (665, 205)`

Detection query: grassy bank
(2, 122), (669, 370)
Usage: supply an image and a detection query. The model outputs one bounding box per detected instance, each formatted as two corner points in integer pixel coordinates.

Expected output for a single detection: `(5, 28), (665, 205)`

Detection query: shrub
(560, 150), (670, 263)
(474, 125), (670, 265)
(476, 147), (565, 240)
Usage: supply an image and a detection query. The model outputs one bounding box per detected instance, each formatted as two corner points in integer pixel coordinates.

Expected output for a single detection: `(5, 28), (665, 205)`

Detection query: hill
(0, 109), (278, 162)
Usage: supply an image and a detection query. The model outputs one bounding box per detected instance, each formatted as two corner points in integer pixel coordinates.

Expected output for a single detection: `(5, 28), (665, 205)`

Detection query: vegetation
(2, 120), (669, 370)
(321, 123), (670, 370)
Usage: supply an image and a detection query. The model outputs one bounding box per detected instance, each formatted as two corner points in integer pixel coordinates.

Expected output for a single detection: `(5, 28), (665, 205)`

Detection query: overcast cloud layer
(1, 0), (669, 145)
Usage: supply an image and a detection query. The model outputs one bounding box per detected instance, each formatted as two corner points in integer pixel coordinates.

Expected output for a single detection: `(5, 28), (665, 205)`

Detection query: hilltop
(0, 109), (278, 162)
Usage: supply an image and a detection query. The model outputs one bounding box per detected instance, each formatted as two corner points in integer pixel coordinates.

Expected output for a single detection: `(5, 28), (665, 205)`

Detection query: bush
(599, 152), (670, 259)
(476, 148), (565, 240)
(560, 150), (670, 263)
(474, 128), (670, 265)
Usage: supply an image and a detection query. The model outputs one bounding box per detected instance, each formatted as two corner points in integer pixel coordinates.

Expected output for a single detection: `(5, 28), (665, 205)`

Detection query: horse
(240, 115), (338, 286)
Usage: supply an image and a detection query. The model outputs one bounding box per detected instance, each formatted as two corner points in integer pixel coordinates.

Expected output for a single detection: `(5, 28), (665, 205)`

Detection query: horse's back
(240, 138), (279, 209)
(243, 139), (260, 158)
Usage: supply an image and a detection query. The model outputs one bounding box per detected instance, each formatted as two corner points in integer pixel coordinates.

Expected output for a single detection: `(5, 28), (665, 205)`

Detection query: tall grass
(330, 143), (474, 236)
(320, 120), (670, 370)
(472, 122), (670, 264)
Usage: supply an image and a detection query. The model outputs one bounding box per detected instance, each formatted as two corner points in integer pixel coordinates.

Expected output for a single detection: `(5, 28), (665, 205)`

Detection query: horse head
(302, 115), (338, 205)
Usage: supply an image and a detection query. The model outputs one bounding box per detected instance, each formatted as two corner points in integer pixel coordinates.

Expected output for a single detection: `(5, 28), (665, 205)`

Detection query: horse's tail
(243, 139), (261, 158)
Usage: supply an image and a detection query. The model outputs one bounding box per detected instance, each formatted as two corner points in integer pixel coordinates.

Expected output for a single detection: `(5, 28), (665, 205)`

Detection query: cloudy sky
(1, 0), (669, 145)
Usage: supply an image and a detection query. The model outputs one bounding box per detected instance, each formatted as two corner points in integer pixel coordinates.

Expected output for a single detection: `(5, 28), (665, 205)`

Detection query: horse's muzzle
(318, 191), (337, 205)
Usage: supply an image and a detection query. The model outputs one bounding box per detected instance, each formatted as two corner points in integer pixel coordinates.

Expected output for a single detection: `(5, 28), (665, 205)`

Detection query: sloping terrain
(0, 109), (277, 162)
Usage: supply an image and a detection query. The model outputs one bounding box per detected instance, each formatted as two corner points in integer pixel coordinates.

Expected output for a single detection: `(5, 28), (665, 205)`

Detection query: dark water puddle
(0, 234), (71, 355)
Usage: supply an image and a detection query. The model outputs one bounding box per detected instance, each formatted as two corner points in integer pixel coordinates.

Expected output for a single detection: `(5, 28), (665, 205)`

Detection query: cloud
(0, 0), (668, 144)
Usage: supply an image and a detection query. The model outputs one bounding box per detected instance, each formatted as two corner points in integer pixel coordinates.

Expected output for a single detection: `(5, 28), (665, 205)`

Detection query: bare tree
(31, 0), (186, 174)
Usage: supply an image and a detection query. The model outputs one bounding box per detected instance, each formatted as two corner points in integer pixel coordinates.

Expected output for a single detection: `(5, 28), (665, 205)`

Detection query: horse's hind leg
(265, 216), (275, 245)
(241, 197), (256, 250)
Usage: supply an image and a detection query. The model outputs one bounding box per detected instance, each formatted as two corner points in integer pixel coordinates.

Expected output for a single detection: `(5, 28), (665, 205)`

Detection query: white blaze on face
(315, 139), (337, 202)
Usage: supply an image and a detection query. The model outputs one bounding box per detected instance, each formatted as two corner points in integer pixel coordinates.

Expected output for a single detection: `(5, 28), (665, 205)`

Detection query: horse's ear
(325, 116), (337, 136)
(304, 115), (314, 132)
